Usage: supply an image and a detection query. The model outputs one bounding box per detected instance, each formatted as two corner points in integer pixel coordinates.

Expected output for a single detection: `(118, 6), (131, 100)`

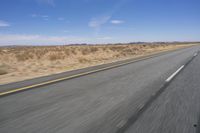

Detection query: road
(0, 45), (200, 133)
(125, 47), (200, 133)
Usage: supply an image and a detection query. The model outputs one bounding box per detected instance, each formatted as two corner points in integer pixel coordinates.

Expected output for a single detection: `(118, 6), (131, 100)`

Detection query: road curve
(0, 45), (200, 133)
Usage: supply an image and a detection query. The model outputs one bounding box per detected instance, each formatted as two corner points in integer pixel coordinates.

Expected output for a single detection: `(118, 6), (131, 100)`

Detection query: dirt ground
(0, 44), (193, 84)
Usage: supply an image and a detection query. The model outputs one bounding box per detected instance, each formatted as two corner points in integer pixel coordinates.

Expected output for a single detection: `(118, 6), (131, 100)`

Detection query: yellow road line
(0, 48), (186, 97)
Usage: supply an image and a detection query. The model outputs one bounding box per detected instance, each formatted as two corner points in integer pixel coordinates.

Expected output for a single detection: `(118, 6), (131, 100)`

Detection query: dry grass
(0, 43), (194, 84)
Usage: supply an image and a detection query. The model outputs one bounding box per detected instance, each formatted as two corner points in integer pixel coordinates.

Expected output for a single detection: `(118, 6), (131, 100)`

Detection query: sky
(0, 0), (199, 45)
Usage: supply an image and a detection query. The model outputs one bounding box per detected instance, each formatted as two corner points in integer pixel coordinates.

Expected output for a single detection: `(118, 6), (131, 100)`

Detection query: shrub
(15, 53), (34, 61)
(49, 54), (65, 61)
(90, 47), (99, 53)
(78, 57), (90, 63)
(0, 69), (8, 75)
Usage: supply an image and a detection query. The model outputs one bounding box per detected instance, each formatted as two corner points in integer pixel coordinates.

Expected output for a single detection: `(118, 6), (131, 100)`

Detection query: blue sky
(0, 0), (199, 45)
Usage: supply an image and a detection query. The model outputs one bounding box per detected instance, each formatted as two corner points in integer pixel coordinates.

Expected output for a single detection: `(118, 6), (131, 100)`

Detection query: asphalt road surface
(125, 47), (200, 133)
(0, 45), (200, 133)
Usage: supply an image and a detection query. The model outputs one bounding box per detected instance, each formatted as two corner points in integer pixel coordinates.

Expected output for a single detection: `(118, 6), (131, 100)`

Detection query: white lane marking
(166, 65), (185, 82)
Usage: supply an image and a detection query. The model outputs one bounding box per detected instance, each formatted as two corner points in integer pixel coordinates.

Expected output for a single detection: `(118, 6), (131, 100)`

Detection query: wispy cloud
(97, 36), (112, 40)
(88, 15), (111, 28)
(88, 15), (111, 36)
(0, 34), (90, 45)
(88, 0), (129, 35)
(31, 14), (37, 18)
(37, 0), (55, 6)
(31, 14), (49, 20)
(31, 14), (49, 18)
(0, 34), (116, 45)
(31, 14), (68, 21)
(58, 17), (65, 21)
(110, 20), (124, 24)
(42, 15), (49, 20)
(0, 20), (10, 27)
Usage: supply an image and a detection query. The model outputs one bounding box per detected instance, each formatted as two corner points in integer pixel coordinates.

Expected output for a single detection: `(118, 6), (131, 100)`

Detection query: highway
(0, 45), (200, 133)
(124, 48), (200, 133)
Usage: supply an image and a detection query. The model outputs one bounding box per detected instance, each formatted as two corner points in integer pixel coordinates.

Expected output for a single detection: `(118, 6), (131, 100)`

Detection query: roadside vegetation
(0, 43), (195, 84)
